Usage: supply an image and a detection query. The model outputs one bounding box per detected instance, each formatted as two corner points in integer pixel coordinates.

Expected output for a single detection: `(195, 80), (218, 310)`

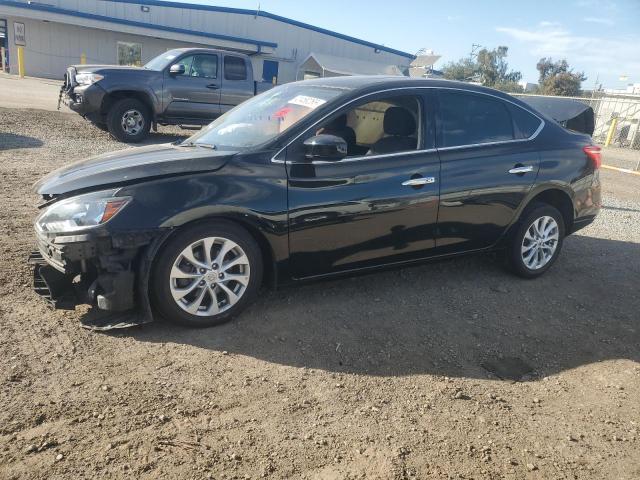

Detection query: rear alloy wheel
(152, 222), (263, 327)
(507, 203), (565, 278)
(106, 98), (151, 143)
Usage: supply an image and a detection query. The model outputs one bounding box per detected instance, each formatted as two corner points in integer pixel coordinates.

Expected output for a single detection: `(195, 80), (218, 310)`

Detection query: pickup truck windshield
(144, 49), (184, 71)
(184, 83), (348, 150)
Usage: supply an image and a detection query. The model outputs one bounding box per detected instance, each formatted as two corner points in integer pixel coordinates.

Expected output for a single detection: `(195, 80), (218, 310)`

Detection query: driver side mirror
(169, 63), (186, 75)
(303, 135), (347, 161)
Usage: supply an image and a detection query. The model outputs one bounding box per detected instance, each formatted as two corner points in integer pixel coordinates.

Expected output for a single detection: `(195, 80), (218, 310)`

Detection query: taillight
(583, 145), (602, 169)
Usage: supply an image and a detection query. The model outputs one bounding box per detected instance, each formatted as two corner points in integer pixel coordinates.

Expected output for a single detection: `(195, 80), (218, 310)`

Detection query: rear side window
(508, 104), (542, 139)
(439, 91), (514, 148)
(224, 56), (248, 81)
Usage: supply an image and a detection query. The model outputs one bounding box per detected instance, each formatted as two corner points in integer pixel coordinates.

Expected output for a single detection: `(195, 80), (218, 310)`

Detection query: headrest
(384, 107), (416, 136)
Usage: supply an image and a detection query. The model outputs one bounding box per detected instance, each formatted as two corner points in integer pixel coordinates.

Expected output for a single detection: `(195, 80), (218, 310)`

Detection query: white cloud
(582, 17), (615, 26)
(496, 23), (640, 81)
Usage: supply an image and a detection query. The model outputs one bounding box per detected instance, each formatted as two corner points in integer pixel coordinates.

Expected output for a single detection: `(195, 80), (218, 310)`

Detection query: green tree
(536, 57), (586, 96)
(441, 46), (523, 93)
(441, 57), (477, 82)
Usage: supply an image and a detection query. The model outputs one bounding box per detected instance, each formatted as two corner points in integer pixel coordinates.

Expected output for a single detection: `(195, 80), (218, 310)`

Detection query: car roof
(294, 75), (535, 112)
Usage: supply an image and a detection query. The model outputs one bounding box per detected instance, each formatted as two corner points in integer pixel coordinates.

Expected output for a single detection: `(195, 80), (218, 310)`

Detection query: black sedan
(31, 76), (601, 327)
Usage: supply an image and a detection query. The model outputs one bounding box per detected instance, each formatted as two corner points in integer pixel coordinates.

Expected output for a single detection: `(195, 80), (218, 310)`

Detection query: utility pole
(470, 43), (483, 62)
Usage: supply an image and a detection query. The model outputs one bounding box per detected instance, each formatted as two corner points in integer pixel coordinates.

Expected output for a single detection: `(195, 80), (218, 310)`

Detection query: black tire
(106, 98), (151, 143)
(151, 221), (263, 327)
(91, 121), (109, 132)
(507, 203), (565, 278)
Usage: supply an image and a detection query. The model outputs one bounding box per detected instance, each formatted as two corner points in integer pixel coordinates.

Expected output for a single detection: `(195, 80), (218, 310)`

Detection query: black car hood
(35, 144), (236, 195)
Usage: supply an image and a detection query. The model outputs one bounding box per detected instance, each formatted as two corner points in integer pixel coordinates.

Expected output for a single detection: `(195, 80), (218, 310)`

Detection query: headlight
(75, 73), (104, 86)
(36, 190), (131, 234)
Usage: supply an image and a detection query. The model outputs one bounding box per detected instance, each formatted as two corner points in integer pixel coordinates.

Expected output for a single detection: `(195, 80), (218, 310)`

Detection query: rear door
(435, 89), (543, 252)
(163, 53), (221, 121)
(220, 54), (253, 114)
(286, 90), (440, 278)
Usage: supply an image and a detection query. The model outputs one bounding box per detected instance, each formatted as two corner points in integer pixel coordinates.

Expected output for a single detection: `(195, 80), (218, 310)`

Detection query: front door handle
(508, 165), (534, 174)
(402, 177), (436, 186)
(206, 84), (219, 90)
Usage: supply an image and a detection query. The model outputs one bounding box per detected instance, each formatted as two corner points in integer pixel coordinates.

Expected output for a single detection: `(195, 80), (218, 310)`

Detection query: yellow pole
(17, 46), (25, 78)
(80, 52), (86, 65)
(604, 117), (618, 147)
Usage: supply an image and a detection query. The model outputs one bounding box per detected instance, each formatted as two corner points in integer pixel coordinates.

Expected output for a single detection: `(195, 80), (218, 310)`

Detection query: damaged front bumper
(28, 228), (168, 329)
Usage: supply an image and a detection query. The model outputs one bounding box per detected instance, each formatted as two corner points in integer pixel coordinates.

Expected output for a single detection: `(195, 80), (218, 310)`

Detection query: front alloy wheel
(152, 221), (263, 327)
(170, 237), (250, 316)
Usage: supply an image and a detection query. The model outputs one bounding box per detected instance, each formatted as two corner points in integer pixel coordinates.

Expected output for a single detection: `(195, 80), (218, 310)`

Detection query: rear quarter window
(224, 56), (248, 81)
(508, 104), (542, 139)
(439, 91), (514, 148)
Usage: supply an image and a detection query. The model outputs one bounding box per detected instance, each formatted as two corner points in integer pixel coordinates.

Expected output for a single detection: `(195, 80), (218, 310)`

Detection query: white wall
(0, 0), (412, 81)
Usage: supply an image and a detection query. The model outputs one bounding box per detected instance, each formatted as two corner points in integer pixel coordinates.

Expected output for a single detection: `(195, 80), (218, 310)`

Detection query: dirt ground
(0, 107), (639, 480)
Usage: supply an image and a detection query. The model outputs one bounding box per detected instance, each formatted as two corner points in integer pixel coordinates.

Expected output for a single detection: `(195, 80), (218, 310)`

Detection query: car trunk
(518, 96), (595, 136)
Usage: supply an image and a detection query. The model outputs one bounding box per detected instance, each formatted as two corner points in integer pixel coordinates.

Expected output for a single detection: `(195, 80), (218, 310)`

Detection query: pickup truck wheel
(151, 221), (263, 328)
(106, 98), (151, 143)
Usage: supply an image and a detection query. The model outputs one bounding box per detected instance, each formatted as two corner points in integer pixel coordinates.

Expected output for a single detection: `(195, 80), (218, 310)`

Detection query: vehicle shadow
(122, 234), (640, 380)
(0, 133), (44, 150)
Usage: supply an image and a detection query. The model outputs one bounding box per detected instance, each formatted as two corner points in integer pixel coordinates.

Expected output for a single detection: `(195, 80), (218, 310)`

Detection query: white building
(0, 0), (414, 83)
(518, 80), (538, 93)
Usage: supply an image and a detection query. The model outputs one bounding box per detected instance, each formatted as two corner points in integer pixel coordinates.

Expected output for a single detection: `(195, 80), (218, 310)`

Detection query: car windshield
(144, 49), (184, 71)
(183, 83), (349, 150)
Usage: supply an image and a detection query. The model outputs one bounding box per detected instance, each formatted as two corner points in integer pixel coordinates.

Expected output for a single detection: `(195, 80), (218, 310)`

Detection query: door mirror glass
(304, 135), (348, 161)
(169, 63), (186, 75)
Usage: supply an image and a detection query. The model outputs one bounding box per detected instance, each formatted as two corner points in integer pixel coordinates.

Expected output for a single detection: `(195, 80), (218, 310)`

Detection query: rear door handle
(508, 165), (534, 174)
(206, 84), (219, 90)
(402, 177), (435, 186)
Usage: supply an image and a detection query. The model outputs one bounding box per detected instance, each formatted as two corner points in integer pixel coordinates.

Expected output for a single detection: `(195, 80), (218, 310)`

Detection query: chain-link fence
(515, 93), (640, 150)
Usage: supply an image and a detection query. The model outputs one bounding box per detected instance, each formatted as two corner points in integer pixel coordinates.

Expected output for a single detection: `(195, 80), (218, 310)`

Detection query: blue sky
(168, 0), (640, 88)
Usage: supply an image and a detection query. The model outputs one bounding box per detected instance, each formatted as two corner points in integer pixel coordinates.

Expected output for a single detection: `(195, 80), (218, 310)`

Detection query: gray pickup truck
(59, 48), (271, 142)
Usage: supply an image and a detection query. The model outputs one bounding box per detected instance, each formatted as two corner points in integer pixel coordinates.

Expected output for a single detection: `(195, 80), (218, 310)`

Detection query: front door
(435, 89), (541, 253)
(163, 53), (221, 121)
(286, 91), (440, 278)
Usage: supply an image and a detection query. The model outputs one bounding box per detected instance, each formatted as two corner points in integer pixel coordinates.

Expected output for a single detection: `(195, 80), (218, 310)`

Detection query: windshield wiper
(179, 141), (217, 149)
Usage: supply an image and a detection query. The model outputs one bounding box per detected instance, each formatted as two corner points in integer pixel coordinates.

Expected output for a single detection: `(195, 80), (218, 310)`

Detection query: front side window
(190, 54), (218, 79)
(311, 95), (422, 157)
(224, 56), (247, 81)
(439, 91), (514, 148)
(117, 41), (142, 66)
(184, 83), (349, 150)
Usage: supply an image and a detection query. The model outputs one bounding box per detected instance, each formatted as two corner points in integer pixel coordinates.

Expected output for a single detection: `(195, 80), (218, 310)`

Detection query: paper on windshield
(288, 95), (327, 110)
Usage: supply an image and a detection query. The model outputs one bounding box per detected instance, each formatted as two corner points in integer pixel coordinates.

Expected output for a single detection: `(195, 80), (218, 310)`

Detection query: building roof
(0, 0), (277, 52)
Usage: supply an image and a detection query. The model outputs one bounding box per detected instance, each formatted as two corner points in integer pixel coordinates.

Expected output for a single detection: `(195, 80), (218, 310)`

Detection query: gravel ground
(1, 107), (639, 480)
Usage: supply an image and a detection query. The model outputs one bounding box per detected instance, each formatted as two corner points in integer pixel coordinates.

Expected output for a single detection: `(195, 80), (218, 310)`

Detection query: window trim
(271, 86), (544, 164)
